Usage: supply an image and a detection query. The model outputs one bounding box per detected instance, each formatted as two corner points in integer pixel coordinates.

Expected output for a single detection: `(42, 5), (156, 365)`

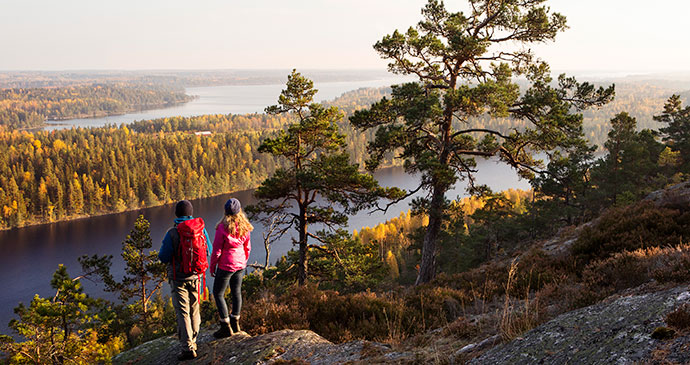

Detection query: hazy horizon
(1, 0), (689, 73)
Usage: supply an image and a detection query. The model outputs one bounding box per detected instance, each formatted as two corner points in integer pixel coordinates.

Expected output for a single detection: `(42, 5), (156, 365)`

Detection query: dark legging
(212, 268), (244, 319)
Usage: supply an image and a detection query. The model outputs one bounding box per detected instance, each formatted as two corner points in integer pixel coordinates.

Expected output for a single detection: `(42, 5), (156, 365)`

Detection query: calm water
(2, 77), (529, 334)
(0, 162), (528, 333)
(44, 77), (411, 130)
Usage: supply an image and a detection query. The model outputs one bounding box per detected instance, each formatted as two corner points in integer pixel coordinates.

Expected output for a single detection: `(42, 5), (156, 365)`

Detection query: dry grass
(499, 259), (541, 342)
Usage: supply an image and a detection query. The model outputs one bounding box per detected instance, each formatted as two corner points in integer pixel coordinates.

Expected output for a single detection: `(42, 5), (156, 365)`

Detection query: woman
(210, 198), (253, 338)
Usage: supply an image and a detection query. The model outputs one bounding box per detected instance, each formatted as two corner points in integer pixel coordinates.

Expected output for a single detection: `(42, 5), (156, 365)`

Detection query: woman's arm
(243, 234), (251, 264)
(209, 225), (225, 275)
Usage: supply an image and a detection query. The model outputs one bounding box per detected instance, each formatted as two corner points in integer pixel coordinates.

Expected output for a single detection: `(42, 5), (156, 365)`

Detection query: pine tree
(79, 215), (167, 342)
(1, 265), (115, 364)
(654, 94), (690, 171)
(250, 70), (402, 285)
(351, 0), (614, 284)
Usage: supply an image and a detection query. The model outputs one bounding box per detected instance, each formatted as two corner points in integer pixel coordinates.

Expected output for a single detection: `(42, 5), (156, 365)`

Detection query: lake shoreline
(10, 100), (197, 132)
(0, 186), (255, 232)
(0, 164), (406, 232)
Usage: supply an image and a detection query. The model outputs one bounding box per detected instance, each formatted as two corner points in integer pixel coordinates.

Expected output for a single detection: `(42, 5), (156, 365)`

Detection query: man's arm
(159, 229), (174, 263)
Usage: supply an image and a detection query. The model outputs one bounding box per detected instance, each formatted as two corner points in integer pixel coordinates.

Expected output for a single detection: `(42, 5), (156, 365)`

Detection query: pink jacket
(210, 223), (251, 273)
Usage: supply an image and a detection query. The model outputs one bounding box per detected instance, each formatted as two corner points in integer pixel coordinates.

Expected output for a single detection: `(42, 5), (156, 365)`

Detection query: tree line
(0, 126), (281, 229)
(0, 80), (684, 233)
(0, 84), (193, 129)
(0, 86), (401, 230)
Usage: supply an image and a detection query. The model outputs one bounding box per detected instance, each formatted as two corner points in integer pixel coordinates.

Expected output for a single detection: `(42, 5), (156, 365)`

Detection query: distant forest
(0, 84), (193, 129)
(0, 78), (688, 229)
(0, 88), (393, 229)
(0, 69), (393, 88)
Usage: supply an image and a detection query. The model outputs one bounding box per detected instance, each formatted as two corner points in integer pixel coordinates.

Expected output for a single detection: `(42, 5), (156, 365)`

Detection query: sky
(0, 0), (688, 73)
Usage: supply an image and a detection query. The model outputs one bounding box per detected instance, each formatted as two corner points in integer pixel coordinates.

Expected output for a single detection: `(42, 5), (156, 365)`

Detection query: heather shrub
(433, 248), (571, 304)
(242, 290), (310, 336)
(509, 249), (574, 296)
(572, 201), (690, 265)
(243, 285), (414, 343)
(666, 303), (690, 330)
(581, 253), (649, 295)
(580, 244), (690, 302)
(442, 317), (478, 339)
(537, 281), (590, 313)
(242, 282), (495, 343)
(432, 261), (507, 302)
(306, 290), (409, 342)
(650, 245), (690, 283)
(405, 286), (470, 327)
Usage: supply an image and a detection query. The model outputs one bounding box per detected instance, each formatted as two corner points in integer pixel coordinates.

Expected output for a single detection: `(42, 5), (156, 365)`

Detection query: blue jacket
(159, 216), (212, 264)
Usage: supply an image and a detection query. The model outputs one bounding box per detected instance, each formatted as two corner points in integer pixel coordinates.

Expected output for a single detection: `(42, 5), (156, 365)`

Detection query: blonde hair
(217, 210), (254, 238)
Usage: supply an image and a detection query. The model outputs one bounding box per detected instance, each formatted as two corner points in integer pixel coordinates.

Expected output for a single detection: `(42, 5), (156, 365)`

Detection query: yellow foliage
(53, 139), (67, 151)
(386, 250), (400, 279)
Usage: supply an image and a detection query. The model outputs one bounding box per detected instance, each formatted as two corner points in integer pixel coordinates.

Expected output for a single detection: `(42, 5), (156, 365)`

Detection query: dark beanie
(175, 200), (193, 217)
(224, 198), (241, 216)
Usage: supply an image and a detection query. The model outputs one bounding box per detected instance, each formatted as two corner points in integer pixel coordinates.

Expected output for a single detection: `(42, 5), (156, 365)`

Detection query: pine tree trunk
(297, 207), (308, 286)
(141, 278), (147, 328)
(416, 184), (445, 285)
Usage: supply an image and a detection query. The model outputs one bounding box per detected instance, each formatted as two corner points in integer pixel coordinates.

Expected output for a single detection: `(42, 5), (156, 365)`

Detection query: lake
(0, 162), (528, 334)
(1, 77), (530, 334)
(44, 77), (412, 130)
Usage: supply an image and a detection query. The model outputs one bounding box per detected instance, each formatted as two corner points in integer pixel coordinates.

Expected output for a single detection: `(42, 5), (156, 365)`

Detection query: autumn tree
(249, 70), (402, 285)
(351, 0), (614, 284)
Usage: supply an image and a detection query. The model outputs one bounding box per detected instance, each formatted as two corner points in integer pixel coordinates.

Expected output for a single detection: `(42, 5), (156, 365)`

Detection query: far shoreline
(0, 163), (408, 232)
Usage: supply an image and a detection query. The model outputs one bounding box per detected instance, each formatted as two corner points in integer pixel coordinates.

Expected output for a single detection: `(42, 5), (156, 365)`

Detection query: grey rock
(643, 180), (690, 207)
(469, 286), (690, 365)
(113, 328), (411, 365)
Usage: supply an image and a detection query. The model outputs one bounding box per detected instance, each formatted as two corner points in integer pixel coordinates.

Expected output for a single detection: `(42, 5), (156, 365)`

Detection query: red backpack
(172, 218), (208, 293)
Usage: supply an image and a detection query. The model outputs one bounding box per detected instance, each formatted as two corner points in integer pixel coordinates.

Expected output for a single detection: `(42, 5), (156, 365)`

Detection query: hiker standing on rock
(159, 200), (211, 361)
(210, 198), (253, 338)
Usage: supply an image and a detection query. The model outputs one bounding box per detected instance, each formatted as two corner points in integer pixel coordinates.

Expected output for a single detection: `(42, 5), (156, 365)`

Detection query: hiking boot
(177, 349), (197, 361)
(213, 321), (233, 339)
(230, 315), (241, 333)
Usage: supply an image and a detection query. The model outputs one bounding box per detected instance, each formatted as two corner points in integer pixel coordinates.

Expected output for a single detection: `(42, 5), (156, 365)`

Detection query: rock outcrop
(113, 328), (410, 365)
(644, 180), (690, 207)
(470, 285), (690, 364)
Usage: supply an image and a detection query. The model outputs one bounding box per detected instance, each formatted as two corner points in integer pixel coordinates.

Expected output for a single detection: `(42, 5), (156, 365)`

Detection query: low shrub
(580, 244), (690, 302)
(572, 201), (690, 266)
(242, 285), (413, 343)
(442, 317), (479, 339)
(666, 303), (690, 330)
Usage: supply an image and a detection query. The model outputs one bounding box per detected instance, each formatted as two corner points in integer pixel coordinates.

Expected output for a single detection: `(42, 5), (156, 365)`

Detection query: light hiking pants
(170, 278), (201, 352)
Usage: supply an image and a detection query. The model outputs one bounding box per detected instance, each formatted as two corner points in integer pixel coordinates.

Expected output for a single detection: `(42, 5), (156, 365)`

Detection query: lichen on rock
(113, 328), (410, 365)
(469, 286), (690, 364)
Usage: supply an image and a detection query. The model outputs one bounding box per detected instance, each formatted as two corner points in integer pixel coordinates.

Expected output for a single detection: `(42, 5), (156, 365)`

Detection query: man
(159, 200), (211, 360)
